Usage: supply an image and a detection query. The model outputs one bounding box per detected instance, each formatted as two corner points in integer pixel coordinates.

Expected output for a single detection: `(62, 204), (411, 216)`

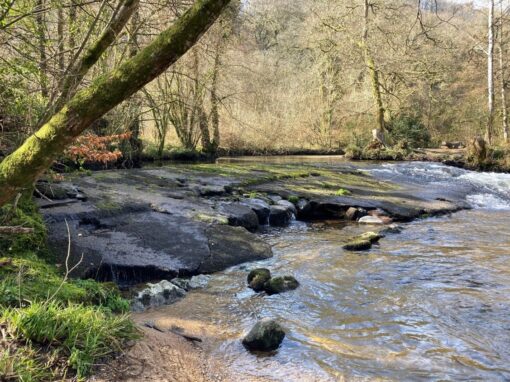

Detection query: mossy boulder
(247, 268), (271, 292)
(263, 275), (299, 295)
(358, 231), (383, 243)
(342, 239), (372, 251)
(242, 318), (285, 352)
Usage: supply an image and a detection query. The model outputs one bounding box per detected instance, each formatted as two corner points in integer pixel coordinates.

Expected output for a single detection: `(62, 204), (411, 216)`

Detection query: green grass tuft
(2, 302), (139, 378)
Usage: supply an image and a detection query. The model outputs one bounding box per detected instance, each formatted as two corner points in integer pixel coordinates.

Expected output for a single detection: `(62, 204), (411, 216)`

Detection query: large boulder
(241, 198), (271, 225)
(264, 275), (299, 295)
(247, 268), (271, 292)
(132, 280), (186, 312)
(219, 203), (259, 231)
(242, 318), (286, 352)
(269, 205), (292, 226)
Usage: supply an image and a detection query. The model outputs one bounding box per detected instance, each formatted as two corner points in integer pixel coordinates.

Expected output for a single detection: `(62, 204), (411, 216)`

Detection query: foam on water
(369, 162), (510, 210)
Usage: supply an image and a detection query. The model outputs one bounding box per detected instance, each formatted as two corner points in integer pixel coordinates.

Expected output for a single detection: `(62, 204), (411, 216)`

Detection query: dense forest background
(1, 0), (509, 161)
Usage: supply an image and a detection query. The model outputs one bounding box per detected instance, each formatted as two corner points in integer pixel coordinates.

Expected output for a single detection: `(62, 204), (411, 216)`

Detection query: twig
(46, 219), (83, 302)
(0, 226), (34, 234)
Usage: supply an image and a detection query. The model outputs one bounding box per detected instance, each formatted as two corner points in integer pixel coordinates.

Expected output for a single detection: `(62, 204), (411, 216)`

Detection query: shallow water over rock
(150, 160), (510, 381)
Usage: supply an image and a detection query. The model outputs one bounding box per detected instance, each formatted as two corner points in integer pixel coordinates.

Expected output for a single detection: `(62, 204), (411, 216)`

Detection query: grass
(2, 302), (138, 378)
(0, 196), (137, 381)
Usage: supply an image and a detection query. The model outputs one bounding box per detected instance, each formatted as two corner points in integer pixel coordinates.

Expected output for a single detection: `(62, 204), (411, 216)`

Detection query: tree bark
(0, 0), (231, 206)
(487, 0), (495, 144)
(499, 0), (509, 143)
(361, 0), (385, 142)
(126, 3), (143, 167)
(36, 0), (48, 98)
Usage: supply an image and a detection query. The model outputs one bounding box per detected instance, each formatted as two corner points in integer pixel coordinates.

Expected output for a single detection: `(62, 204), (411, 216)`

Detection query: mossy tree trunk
(0, 0), (231, 206)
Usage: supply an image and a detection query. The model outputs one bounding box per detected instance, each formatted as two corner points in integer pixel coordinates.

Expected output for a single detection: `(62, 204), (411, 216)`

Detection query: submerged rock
(342, 239), (372, 251)
(242, 318), (286, 352)
(247, 268), (271, 292)
(264, 275), (299, 295)
(132, 280), (186, 312)
(269, 205), (293, 226)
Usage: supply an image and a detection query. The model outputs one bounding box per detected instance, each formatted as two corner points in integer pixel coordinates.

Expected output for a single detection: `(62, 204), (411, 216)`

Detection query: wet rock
(269, 205), (292, 226)
(242, 318), (286, 352)
(241, 198), (271, 225)
(199, 225), (272, 273)
(345, 207), (367, 221)
(358, 215), (385, 224)
(188, 274), (211, 289)
(380, 223), (403, 234)
(276, 200), (297, 216)
(264, 275), (299, 295)
(267, 194), (282, 203)
(171, 275), (210, 291)
(342, 239), (372, 251)
(132, 280), (186, 312)
(219, 203), (259, 231)
(247, 268), (271, 292)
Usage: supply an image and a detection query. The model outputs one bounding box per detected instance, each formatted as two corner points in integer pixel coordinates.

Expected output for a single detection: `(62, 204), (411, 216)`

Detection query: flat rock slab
(40, 167), (273, 285)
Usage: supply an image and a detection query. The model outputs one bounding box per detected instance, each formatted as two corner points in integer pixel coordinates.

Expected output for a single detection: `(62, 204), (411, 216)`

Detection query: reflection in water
(153, 161), (510, 381)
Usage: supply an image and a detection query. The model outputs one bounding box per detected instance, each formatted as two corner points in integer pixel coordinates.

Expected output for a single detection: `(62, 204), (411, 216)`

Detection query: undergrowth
(0, 196), (137, 381)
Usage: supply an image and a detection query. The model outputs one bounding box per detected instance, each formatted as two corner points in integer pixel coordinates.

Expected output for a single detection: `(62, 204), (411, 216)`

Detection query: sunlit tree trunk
(499, 0), (509, 143)
(487, 0), (495, 144)
(361, 0), (385, 143)
(0, 0), (231, 206)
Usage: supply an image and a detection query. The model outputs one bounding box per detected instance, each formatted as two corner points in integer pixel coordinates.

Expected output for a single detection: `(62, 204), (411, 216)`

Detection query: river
(147, 160), (510, 381)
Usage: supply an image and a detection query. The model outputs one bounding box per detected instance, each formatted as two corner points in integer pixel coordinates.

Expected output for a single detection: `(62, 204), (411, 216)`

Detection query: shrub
(387, 114), (430, 148)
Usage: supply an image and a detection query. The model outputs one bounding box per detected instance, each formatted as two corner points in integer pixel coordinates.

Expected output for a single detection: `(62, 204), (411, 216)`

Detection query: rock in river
(132, 280), (186, 312)
(358, 215), (385, 224)
(247, 268), (271, 292)
(264, 275), (299, 295)
(342, 239), (372, 251)
(241, 198), (271, 225)
(242, 318), (286, 352)
(268, 205), (293, 226)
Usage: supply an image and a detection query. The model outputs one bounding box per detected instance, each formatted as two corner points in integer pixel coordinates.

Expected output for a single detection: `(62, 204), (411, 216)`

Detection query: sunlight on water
(156, 161), (510, 381)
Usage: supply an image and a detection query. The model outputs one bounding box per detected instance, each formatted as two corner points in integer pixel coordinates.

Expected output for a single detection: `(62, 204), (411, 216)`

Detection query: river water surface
(154, 160), (510, 381)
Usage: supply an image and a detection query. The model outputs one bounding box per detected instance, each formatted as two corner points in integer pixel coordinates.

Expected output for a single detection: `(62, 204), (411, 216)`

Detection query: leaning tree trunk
(487, 0), (495, 144)
(0, 0), (231, 206)
(361, 0), (385, 143)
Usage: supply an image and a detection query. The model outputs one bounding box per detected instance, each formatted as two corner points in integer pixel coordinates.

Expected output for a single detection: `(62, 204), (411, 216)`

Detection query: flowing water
(154, 160), (510, 381)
